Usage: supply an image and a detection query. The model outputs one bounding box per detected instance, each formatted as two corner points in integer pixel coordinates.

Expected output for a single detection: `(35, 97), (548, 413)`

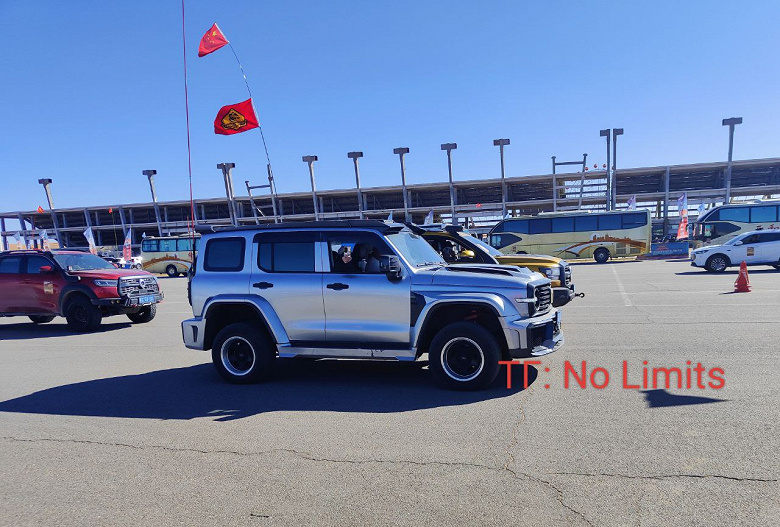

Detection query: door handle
(253, 281), (274, 289)
(326, 283), (349, 291)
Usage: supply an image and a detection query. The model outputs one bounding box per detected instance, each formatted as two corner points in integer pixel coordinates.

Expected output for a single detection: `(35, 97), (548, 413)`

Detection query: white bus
(140, 235), (200, 277)
(693, 201), (780, 246)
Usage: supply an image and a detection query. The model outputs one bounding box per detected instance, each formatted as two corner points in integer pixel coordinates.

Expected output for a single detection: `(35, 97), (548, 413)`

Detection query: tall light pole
(599, 129), (611, 210)
(493, 139), (510, 217)
(393, 147), (410, 222)
(722, 117), (742, 203)
(348, 151), (365, 219)
(302, 155), (319, 220)
(441, 143), (458, 225)
(143, 170), (165, 234)
(37, 178), (62, 246)
(612, 128), (623, 210)
(217, 163), (239, 226)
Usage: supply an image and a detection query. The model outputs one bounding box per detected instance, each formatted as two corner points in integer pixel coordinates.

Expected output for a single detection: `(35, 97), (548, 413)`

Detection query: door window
(327, 233), (391, 274)
(24, 256), (53, 274)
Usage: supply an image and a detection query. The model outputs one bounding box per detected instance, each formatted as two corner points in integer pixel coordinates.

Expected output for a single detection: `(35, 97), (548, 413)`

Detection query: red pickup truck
(0, 249), (163, 332)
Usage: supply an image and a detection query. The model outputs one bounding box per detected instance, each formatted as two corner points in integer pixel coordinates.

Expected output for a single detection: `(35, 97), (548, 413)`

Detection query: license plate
(139, 295), (156, 304)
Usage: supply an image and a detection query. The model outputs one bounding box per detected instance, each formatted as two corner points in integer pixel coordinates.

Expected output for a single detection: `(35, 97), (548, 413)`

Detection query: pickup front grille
(119, 276), (160, 297)
(534, 284), (552, 313)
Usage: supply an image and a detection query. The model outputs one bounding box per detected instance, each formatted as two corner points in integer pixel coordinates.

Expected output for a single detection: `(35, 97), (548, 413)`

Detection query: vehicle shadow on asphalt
(0, 321), (133, 339)
(676, 269), (779, 276)
(0, 361), (536, 422)
(641, 389), (726, 408)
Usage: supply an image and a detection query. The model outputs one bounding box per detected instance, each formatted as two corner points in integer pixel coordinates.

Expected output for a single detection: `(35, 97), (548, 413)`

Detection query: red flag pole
(181, 0), (197, 245)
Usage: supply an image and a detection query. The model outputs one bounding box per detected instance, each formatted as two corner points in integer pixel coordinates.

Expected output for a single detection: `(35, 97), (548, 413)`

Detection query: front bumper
(552, 285), (575, 307)
(181, 316), (207, 350)
(92, 292), (163, 308)
(503, 309), (564, 358)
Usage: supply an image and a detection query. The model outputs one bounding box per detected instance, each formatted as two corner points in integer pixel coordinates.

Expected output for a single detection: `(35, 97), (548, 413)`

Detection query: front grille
(119, 276), (160, 297)
(534, 284), (552, 313)
(563, 265), (572, 286)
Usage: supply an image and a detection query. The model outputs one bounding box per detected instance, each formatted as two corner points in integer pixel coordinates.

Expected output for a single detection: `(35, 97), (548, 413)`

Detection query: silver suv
(181, 221), (563, 390)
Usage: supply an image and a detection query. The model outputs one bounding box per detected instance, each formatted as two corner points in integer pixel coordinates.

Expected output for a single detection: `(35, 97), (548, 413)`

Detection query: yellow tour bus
(488, 210), (652, 263)
(693, 200), (780, 247)
(140, 234), (200, 277)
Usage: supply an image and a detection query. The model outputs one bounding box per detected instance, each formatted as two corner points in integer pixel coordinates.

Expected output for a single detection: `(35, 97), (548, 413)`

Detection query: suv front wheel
(428, 322), (501, 390)
(65, 296), (102, 332)
(127, 305), (157, 324)
(211, 322), (275, 384)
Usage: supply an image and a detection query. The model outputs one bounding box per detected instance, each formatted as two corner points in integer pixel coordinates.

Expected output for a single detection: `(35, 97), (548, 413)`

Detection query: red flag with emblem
(214, 98), (259, 135)
(198, 23), (229, 57)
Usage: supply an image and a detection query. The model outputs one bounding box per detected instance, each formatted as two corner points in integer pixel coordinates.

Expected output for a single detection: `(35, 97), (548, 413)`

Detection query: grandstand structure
(2, 157), (779, 250)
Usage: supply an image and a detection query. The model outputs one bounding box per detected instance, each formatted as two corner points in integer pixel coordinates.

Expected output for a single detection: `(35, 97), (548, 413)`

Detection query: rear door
(0, 256), (24, 312)
(22, 255), (67, 313)
(250, 231), (325, 343)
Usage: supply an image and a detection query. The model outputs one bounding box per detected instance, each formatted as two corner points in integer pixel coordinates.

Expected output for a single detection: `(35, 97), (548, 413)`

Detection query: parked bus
(140, 234), (200, 277)
(693, 200), (780, 247)
(489, 210), (652, 263)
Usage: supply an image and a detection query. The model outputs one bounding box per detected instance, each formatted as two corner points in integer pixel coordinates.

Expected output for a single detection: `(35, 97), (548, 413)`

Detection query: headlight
(93, 279), (118, 287)
(539, 267), (556, 278)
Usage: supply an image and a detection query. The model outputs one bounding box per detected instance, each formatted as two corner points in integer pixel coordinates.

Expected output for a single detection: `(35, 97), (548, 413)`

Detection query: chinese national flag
(198, 23), (229, 57)
(214, 99), (259, 135)
(36, 206), (44, 213)
(108, 207), (113, 214)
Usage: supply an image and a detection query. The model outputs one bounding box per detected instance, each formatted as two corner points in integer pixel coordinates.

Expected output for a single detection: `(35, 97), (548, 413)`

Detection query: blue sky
(2, 1), (779, 213)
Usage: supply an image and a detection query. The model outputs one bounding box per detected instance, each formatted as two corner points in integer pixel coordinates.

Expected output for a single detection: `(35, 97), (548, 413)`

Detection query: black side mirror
(380, 255), (402, 281)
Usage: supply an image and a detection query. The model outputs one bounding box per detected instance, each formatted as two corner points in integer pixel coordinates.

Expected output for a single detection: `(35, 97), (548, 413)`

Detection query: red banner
(214, 99), (259, 135)
(198, 23), (229, 57)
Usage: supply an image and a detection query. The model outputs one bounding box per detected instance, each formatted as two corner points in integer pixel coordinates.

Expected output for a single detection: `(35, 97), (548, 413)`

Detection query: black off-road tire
(29, 315), (55, 324)
(166, 265), (179, 278)
(211, 322), (276, 384)
(127, 304), (157, 324)
(594, 248), (610, 264)
(705, 254), (730, 273)
(428, 321), (502, 391)
(65, 296), (102, 332)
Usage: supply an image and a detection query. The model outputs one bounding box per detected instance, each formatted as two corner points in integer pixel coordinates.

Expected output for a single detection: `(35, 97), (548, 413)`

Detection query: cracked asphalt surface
(1, 260), (778, 526)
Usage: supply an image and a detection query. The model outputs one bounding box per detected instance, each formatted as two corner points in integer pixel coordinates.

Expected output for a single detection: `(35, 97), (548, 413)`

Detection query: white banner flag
(84, 227), (97, 255)
(626, 195), (636, 211)
(423, 210), (434, 225)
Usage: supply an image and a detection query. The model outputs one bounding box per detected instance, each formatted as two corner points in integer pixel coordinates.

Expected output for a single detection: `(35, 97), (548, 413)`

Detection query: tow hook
(575, 292), (585, 298)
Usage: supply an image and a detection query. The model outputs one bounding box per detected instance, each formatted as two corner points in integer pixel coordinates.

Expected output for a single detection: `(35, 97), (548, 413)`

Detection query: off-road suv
(414, 224), (579, 307)
(0, 250), (163, 332)
(182, 221), (563, 390)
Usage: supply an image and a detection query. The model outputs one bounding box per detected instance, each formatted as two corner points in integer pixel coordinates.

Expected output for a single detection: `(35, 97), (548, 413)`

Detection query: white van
(690, 230), (780, 272)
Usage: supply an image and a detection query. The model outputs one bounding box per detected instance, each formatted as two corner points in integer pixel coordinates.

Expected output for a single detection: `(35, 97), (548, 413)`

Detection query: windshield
(458, 232), (502, 257)
(53, 253), (116, 271)
(385, 231), (446, 267)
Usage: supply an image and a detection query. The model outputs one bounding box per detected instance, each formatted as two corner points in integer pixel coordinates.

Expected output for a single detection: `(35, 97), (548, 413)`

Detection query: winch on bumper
(502, 308), (564, 358)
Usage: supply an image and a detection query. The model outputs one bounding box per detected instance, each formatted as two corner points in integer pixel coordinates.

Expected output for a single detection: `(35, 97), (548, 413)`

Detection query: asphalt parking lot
(1, 260), (778, 526)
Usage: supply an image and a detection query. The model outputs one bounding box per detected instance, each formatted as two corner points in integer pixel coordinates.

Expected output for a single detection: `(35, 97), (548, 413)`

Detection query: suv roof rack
(195, 219), (405, 235)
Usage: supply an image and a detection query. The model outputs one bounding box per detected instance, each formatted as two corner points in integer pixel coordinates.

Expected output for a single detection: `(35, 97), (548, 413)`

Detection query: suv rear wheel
(428, 322), (501, 390)
(65, 296), (102, 332)
(29, 315), (55, 324)
(594, 248), (610, 263)
(211, 322), (275, 384)
(127, 304), (157, 324)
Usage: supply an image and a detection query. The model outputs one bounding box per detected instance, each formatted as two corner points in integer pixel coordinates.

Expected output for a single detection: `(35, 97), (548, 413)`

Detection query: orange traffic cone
(734, 261), (751, 293)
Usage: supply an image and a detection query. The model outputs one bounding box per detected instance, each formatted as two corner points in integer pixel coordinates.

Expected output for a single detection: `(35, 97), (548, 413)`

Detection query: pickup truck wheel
(166, 265), (179, 278)
(212, 322), (275, 384)
(428, 322), (501, 390)
(127, 304), (157, 323)
(593, 248), (610, 263)
(29, 315), (55, 324)
(65, 296), (102, 332)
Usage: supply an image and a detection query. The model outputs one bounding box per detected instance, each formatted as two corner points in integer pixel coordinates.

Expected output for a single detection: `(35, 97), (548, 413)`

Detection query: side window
(502, 219), (529, 234)
(719, 207), (749, 222)
(490, 233), (522, 249)
(598, 214), (621, 230)
(204, 237), (245, 272)
(0, 256), (22, 274)
(255, 232), (316, 273)
(622, 212), (647, 229)
(551, 217), (574, 233)
(763, 232), (780, 242)
(141, 239), (158, 252)
(24, 256), (53, 274)
(159, 239), (177, 252)
(575, 215), (598, 232)
(177, 238), (194, 252)
(741, 234), (760, 244)
(529, 218), (552, 234)
(327, 233), (391, 274)
(750, 206), (778, 223)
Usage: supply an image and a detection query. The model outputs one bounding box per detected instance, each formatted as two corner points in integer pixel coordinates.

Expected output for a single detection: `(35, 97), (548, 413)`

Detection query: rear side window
(204, 237), (245, 271)
(0, 256), (22, 274)
(255, 232), (317, 273)
(758, 232), (780, 243)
